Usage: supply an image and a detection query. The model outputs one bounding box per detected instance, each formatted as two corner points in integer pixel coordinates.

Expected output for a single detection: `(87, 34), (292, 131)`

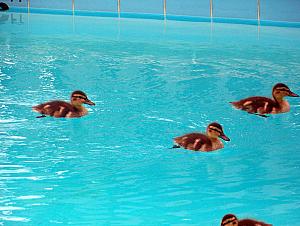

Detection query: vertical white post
(72, 0), (75, 32)
(257, 0), (261, 40)
(118, 0), (121, 17)
(210, 0), (213, 19)
(72, 0), (75, 13)
(163, 0), (166, 19)
(257, 0), (260, 21)
(209, 0), (213, 43)
(27, 0), (30, 13)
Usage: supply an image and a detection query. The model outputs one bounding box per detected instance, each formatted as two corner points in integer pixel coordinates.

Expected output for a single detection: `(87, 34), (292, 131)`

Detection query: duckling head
(206, 122), (230, 141)
(221, 214), (238, 226)
(272, 83), (299, 99)
(70, 90), (95, 107)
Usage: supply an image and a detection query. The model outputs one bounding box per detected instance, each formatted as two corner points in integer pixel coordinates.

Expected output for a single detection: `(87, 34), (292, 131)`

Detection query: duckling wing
(174, 133), (211, 151)
(239, 219), (272, 226)
(32, 101), (76, 117)
(231, 96), (275, 114)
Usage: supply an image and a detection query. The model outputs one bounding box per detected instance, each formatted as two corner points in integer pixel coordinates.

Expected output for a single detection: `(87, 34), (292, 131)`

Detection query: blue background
(2, 0), (300, 22)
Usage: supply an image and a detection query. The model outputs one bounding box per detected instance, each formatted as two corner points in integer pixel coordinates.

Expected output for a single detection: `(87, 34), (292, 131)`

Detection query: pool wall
(2, 0), (300, 23)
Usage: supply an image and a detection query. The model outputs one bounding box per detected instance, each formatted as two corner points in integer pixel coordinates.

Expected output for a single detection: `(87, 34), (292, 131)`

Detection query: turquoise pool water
(0, 11), (300, 225)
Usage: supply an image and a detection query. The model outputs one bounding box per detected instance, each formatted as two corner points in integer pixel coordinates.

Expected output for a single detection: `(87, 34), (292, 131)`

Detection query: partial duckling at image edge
(230, 83), (298, 117)
(0, 2), (9, 11)
(172, 122), (230, 152)
(32, 90), (95, 118)
(221, 214), (272, 226)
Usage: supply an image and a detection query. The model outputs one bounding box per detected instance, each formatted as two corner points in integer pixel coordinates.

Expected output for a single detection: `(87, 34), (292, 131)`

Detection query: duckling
(0, 2), (9, 11)
(172, 122), (230, 152)
(32, 90), (95, 118)
(230, 83), (298, 117)
(221, 214), (272, 226)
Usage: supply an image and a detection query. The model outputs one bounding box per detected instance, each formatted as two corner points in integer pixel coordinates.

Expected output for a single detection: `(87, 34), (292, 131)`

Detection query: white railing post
(257, 0), (261, 22)
(163, 0), (166, 19)
(210, 0), (213, 19)
(27, 0), (30, 13)
(72, 0), (75, 13)
(118, 0), (121, 17)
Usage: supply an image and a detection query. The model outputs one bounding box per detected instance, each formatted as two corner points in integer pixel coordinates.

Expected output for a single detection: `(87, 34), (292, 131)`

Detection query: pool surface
(0, 11), (300, 225)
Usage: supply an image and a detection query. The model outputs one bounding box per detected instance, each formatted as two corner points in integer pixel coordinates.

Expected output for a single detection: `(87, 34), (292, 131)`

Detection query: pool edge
(5, 7), (300, 28)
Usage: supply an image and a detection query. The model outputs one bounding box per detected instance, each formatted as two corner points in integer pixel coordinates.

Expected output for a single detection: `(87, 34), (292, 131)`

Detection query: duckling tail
(229, 101), (241, 108)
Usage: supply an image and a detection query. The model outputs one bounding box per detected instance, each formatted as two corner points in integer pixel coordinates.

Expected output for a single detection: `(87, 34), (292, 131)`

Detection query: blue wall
(214, 0), (257, 20)
(2, 0), (300, 22)
(167, 0), (210, 17)
(261, 0), (300, 22)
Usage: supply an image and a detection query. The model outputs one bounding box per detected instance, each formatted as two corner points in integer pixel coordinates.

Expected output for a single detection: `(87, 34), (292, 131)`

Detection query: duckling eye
(209, 127), (222, 134)
(72, 95), (87, 100)
(276, 88), (289, 93)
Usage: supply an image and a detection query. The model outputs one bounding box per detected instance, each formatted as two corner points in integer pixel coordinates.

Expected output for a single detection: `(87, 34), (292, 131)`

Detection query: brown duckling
(32, 90), (95, 118)
(221, 214), (272, 226)
(172, 122), (230, 152)
(230, 83), (298, 117)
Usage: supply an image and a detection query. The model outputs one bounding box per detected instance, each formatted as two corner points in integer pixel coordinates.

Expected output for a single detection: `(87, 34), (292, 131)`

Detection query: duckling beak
(219, 133), (230, 141)
(84, 99), (95, 106)
(288, 91), (299, 97)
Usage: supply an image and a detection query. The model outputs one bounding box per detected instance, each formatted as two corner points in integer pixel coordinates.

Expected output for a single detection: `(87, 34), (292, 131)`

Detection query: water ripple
(0, 12), (300, 226)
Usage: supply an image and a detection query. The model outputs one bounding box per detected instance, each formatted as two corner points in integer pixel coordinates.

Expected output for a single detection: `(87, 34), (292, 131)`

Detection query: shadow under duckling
(172, 122), (230, 152)
(230, 83), (298, 117)
(32, 90), (95, 118)
(221, 214), (272, 226)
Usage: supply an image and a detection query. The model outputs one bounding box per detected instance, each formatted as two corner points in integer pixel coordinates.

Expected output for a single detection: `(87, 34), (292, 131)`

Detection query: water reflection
(0, 13), (9, 24)
(0, 13), (24, 25)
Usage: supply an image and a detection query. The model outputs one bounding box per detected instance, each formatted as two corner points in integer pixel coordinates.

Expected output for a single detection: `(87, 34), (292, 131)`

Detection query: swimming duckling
(172, 122), (230, 152)
(221, 214), (272, 226)
(0, 2), (9, 11)
(32, 90), (95, 118)
(230, 83), (298, 117)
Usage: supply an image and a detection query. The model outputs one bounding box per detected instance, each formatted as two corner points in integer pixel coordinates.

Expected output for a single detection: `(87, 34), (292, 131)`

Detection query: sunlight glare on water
(0, 11), (300, 225)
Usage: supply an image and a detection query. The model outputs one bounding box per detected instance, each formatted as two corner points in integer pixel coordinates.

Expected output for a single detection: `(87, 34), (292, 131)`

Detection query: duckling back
(230, 96), (276, 114)
(174, 133), (212, 151)
(239, 219), (272, 226)
(33, 101), (78, 118)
